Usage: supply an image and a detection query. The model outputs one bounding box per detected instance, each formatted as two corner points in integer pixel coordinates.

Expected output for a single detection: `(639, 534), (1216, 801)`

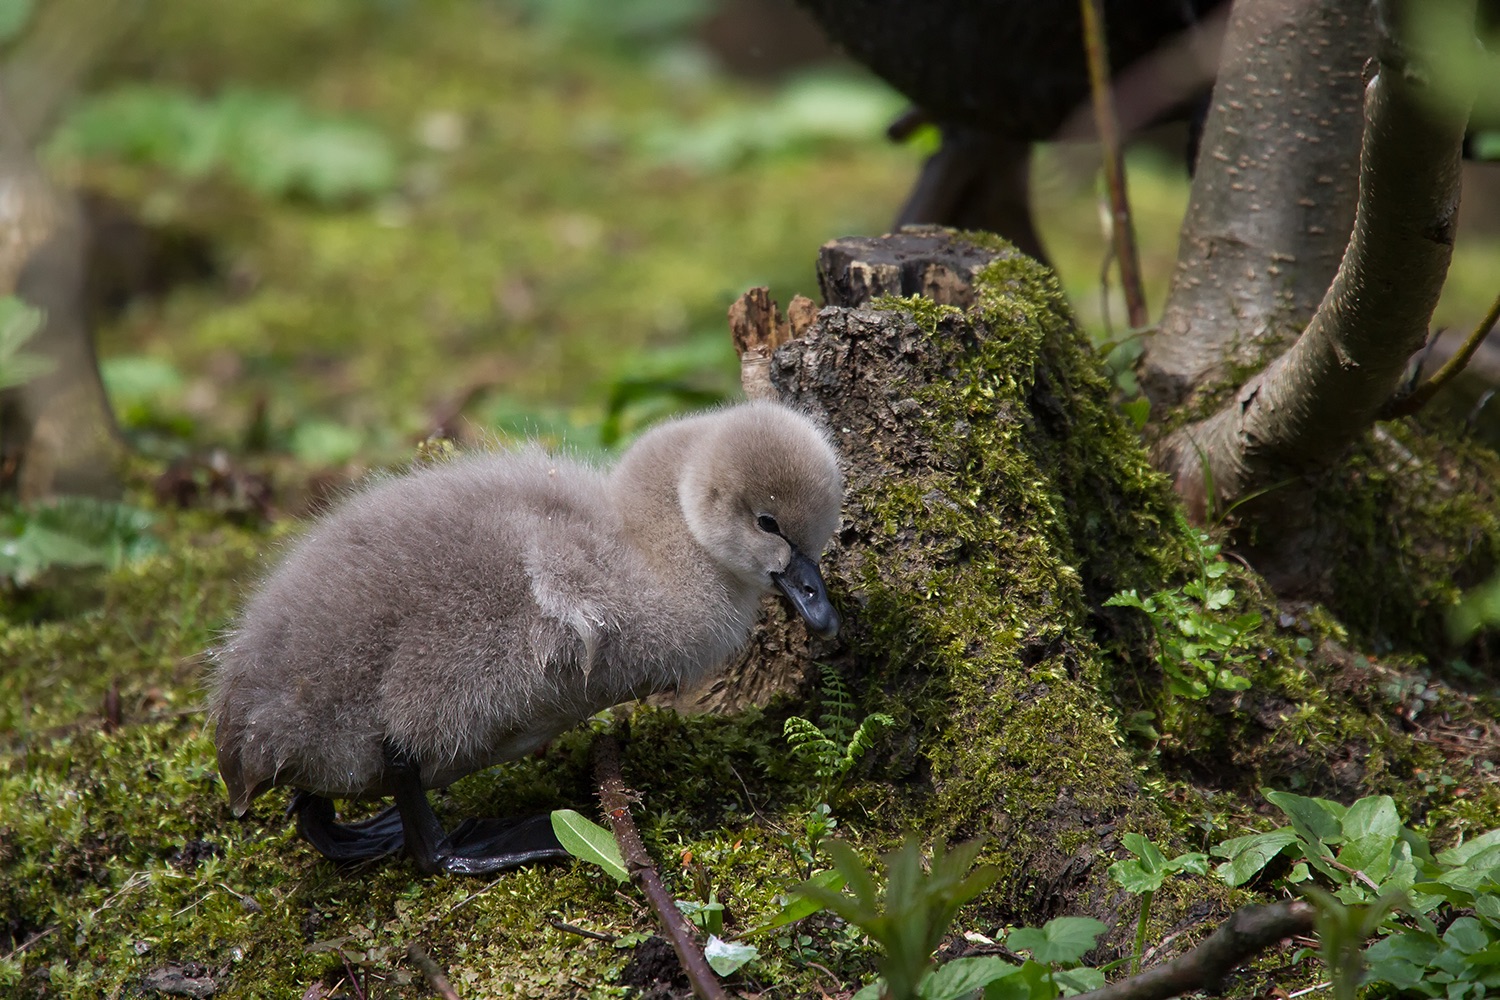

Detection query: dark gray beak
(772, 547), (840, 639)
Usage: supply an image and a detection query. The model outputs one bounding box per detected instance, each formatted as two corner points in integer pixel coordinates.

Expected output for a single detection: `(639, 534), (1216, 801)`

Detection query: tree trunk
(1149, 0), (1474, 553)
(1137, 0), (1370, 409)
(0, 97), (123, 500)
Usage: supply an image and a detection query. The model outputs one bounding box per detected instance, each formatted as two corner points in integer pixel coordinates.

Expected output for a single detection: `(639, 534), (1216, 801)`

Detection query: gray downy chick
(209, 399), (842, 875)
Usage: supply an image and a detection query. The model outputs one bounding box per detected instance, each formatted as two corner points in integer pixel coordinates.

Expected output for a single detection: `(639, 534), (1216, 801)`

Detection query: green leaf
(1213, 829), (1301, 887)
(1005, 917), (1107, 965)
(747, 870), (845, 936)
(1476, 894), (1500, 925)
(1445, 917), (1491, 955)
(0, 497), (160, 586)
(1365, 931), (1441, 990)
(702, 935), (757, 976)
(1108, 858), (1159, 894)
(1342, 796), (1401, 843)
(290, 420), (364, 466)
(1337, 834), (1396, 887)
(921, 956), (1019, 1000)
(986, 961), (1058, 1000)
(1437, 829), (1500, 867)
(549, 809), (628, 883)
(1054, 967), (1106, 996)
(1264, 788), (1345, 844)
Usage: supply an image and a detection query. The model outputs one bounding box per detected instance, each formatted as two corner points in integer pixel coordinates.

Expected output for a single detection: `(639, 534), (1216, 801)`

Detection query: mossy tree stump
(688, 230), (1194, 929)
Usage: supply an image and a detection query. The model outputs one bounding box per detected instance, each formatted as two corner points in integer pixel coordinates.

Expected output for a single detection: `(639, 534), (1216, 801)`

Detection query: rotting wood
(730, 285), (816, 401)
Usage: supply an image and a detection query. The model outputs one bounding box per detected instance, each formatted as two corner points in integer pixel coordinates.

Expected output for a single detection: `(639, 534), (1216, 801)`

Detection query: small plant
(795, 836), (998, 1000)
(784, 664), (894, 799)
(0, 496), (161, 589)
(782, 666), (893, 868)
(1106, 833), (1208, 973)
(1105, 523), (1261, 698)
(1212, 789), (1500, 997)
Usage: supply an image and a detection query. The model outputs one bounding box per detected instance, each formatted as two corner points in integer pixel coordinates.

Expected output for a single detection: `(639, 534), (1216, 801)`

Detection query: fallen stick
(1073, 901), (1317, 1000)
(593, 733), (730, 1000)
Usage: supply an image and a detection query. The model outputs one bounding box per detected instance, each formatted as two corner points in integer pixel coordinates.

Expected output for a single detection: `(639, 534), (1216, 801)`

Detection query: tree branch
(1383, 289), (1500, 418)
(1073, 902), (1317, 1000)
(593, 733), (730, 1000)
(1155, 0), (1477, 522)
(1079, 0), (1148, 330)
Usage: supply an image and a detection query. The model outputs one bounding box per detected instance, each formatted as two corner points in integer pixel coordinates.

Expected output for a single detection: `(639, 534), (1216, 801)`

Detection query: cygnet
(209, 400), (843, 875)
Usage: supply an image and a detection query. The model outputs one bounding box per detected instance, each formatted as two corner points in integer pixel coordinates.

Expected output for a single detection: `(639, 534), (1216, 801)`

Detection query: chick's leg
(384, 743), (570, 876)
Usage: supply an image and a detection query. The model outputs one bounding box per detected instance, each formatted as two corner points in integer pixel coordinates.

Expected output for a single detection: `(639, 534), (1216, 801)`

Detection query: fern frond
(784, 716), (840, 774)
(837, 712), (894, 776)
(816, 663), (856, 743)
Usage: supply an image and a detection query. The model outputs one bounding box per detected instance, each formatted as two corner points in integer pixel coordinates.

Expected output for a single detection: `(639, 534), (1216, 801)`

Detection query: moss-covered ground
(4, 1), (1500, 997)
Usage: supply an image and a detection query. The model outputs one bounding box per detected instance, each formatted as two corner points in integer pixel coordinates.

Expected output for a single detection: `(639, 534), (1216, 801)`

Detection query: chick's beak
(772, 547), (840, 639)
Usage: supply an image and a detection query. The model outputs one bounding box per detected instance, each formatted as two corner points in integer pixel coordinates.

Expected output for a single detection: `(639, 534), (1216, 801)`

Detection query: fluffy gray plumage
(209, 400), (842, 816)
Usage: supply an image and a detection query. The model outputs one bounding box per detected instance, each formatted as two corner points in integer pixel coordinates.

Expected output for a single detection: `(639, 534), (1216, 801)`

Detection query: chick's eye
(757, 514), (781, 535)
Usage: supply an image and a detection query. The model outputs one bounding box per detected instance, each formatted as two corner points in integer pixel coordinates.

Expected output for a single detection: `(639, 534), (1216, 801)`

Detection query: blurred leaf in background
(0, 497), (160, 589)
(641, 72), (906, 173)
(0, 0), (33, 45)
(47, 85), (398, 205)
(509, 0), (712, 46)
(0, 296), (51, 391)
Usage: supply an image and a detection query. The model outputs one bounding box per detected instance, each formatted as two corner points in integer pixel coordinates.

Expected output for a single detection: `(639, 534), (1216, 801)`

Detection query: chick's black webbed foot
(385, 742), (570, 876)
(290, 792), (407, 863)
(434, 815), (572, 875)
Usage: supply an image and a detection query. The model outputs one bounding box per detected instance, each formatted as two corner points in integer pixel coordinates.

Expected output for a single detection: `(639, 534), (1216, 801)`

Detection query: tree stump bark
(668, 230), (1199, 924)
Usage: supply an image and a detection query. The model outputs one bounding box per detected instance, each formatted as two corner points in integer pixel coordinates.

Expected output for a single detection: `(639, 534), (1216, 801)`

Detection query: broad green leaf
(1108, 858), (1159, 894)
(1054, 967), (1106, 996)
(1342, 796), (1401, 842)
(1476, 894), (1500, 925)
(702, 935), (757, 976)
(1436, 829), (1500, 867)
(1445, 917), (1490, 955)
(1365, 931), (1441, 990)
(1005, 917), (1107, 965)
(1122, 832), (1167, 872)
(1337, 833), (1397, 886)
(1214, 829), (1301, 886)
(986, 960), (1058, 1000)
(921, 956), (1018, 1000)
(1434, 827), (1500, 869)
(549, 809), (627, 883)
(1264, 788), (1345, 844)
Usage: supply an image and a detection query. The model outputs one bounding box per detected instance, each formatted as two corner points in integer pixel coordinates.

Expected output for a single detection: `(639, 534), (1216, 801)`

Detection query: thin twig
(594, 733), (730, 1000)
(339, 954), (367, 1000)
(1324, 858), (1383, 895)
(1384, 289), (1500, 417)
(548, 919), (617, 943)
(1079, 0), (1149, 330)
(406, 944), (462, 1000)
(1289, 982), (1333, 998)
(1, 925), (56, 963)
(1071, 901), (1317, 1000)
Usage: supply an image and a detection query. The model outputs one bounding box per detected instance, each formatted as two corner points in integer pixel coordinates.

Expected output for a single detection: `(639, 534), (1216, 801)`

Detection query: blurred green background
(23, 0), (1500, 471)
